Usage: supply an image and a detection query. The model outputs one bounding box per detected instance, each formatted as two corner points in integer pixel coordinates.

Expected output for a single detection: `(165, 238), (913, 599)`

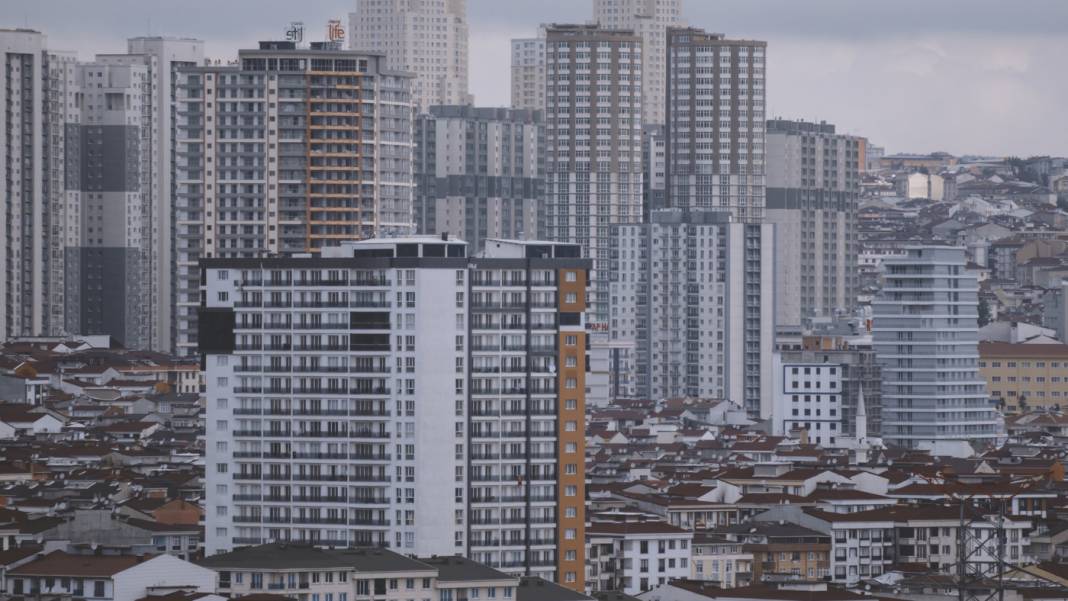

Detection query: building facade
(872, 246), (1000, 448)
(414, 106), (543, 252)
(0, 29), (77, 342)
(544, 24), (644, 332)
(202, 543), (521, 601)
(125, 37), (205, 353)
(642, 125), (667, 215)
(979, 341), (1068, 413)
(665, 27), (766, 223)
(592, 0), (685, 127)
(773, 334), (882, 439)
(201, 237), (588, 589)
(174, 41), (415, 355)
(586, 521), (694, 595)
(765, 119), (861, 327)
(64, 59), (152, 349)
(348, 0), (471, 112)
(510, 34), (545, 113)
(610, 209), (774, 416)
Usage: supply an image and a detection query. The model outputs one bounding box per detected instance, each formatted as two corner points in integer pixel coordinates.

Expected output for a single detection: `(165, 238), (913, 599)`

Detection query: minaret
(856, 384), (868, 441)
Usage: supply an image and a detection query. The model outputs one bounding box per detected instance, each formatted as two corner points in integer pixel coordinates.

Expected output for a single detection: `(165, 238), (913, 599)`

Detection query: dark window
(350, 312), (390, 329)
(350, 333), (390, 351)
(560, 312), (581, 326)
(198, 308), (235, 354)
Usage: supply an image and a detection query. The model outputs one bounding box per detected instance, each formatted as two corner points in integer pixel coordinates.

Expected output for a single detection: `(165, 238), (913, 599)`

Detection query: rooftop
(199, 544), (432, 573)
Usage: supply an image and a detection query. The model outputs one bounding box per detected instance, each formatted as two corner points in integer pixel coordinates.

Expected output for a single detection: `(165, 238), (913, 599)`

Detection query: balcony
(349, 474), (391, 483)
(350, 518), (391, 526)
(292, 452), (348, 460)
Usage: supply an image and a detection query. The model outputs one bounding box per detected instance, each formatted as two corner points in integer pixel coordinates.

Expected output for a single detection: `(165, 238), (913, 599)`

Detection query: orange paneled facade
(556, 268), (587, 591)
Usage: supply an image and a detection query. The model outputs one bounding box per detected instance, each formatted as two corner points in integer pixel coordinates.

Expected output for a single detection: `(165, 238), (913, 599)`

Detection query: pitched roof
(198, 544), (432, 573)
(517, 577), (593, 601)
(667, 580), (874, 600)
(9, 550), (143, 577)
(416, 555), (513, 582)
(587, 521), (692, 535)
(979, 341), (1068, 358)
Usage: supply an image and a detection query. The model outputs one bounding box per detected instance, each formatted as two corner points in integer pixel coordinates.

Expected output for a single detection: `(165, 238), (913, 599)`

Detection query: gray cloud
(9, 0), (1068, 156)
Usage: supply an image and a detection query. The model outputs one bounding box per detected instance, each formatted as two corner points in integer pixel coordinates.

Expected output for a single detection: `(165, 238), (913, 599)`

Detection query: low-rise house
(6, 551), (215, 601)
(689, 533), (753, 588)
(200, 544), (521, 601)
(586, 521), (694, 595)
(0, 405), (64, 439)
(638, 580), (878, 601)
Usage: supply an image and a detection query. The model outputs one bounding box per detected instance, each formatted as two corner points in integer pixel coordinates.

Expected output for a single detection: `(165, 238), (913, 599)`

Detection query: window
(95, 581), (106, 597)
(565, 271), (577, 282)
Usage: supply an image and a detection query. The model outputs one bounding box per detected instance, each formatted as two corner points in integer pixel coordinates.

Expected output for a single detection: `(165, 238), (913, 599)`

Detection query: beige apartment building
(979, 341), (1068, 413)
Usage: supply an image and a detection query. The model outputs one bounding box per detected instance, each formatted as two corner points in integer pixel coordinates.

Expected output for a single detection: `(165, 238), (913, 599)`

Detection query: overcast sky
(11, 0), (1068, 156)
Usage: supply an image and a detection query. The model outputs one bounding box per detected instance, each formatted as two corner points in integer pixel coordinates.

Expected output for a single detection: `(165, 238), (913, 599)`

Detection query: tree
(978, 297), (992, 327)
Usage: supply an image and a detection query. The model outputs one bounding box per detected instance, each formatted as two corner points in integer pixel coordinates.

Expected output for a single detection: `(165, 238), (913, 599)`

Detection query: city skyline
(8, 0), (1068, 157)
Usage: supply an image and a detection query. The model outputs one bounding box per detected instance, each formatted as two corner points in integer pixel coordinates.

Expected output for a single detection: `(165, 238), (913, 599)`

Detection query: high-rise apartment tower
(593, 0), (685, 126)
(665, 27), (767, 223)
(173, 41), (415, 355)
(873, 246), (1000, 449)
(349, 0), (471, 112)
(201, 237), (589, 590)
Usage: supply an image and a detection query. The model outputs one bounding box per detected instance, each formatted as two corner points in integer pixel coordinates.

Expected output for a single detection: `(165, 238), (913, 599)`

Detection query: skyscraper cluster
(1, 30), (202, 351)
(0, 0), (1006, 593)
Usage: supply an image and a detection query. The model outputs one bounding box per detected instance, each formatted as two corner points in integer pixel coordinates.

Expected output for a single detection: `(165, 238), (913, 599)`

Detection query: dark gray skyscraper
(64, 60), (153, 348)
(665, 27), (767, 222)
(544, 24), (643, 331)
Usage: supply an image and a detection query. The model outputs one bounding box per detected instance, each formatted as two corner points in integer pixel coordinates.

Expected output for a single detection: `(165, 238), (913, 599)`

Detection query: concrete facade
(593, 0), (685, 127)
(201, 237), (589, 589)
(610, 209), (774, 416)
(765, 119), (861, 327)
(174, 41), (414, 355)
(665, 28), (767, 223)
(414, 106), (543, 252)
(349, 0), (471, 112)
(873, 246), (1000, 448)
